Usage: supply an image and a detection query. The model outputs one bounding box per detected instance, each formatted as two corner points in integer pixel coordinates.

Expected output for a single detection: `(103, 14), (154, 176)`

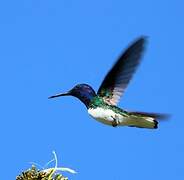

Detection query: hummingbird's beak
(48, 92), (70, 99)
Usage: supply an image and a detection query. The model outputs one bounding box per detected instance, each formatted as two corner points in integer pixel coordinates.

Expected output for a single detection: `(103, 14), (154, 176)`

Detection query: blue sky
(0, 0), (183, 179)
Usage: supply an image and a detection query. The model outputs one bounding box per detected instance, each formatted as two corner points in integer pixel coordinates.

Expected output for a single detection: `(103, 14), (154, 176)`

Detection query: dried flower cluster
(16, 165), (68, 180)
(16, 152), (76, 180)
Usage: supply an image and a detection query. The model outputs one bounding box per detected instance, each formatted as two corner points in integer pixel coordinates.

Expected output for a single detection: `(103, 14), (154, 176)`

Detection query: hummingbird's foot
(112, 117), (118, 127)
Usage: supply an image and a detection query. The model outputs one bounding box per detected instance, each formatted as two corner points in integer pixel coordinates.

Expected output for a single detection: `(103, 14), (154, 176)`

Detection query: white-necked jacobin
(49, 37), (167, 129)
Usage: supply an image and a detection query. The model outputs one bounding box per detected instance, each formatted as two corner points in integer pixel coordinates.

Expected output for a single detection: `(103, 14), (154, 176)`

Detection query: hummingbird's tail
(123, 111), (168, 129)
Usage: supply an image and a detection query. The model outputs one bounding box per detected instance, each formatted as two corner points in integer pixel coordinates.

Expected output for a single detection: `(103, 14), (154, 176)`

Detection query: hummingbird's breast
(88, 107), (124, 126)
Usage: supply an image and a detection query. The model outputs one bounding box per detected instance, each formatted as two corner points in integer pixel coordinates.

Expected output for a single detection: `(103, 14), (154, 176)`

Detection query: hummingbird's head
(49, 84), (96, 108)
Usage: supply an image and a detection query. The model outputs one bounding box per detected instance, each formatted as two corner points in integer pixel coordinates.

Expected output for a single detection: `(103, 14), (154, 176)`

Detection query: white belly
(88, 107), (157, 129)
(88, 107), (123, 126)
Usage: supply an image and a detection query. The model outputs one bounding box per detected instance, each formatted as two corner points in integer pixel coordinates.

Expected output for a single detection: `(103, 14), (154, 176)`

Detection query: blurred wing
(128, 111), (170, 120)
(97, 37), (146, 105)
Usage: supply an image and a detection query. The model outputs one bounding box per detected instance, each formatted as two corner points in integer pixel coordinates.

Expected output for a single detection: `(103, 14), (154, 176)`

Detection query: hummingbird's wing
(97, 37), (146, 105)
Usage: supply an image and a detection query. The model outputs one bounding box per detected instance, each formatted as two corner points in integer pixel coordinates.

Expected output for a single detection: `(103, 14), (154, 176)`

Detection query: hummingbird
(49, 37), (167, 129)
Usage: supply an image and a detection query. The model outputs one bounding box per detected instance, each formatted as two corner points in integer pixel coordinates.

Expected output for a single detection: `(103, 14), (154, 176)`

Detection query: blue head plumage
(49, 84), (96, 108)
